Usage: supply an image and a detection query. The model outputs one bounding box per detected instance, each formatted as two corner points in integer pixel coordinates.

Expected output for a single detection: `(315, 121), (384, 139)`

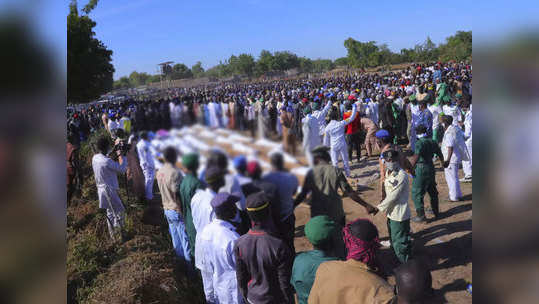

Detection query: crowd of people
(67, 61), (472, 303)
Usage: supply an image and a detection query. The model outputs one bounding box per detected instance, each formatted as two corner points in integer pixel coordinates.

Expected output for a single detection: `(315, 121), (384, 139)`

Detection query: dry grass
(67, 132), (205, 304)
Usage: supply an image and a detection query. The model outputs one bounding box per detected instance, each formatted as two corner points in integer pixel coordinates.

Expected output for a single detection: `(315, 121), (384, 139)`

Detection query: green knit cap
(305, 215), (336, 246)
(182, 153), (199, 171)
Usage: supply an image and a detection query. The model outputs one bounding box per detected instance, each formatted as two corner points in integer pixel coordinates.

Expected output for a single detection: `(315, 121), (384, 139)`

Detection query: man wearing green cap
(291, 216), (339, 304)
(409, 125), (445, 223)
(178, 152), (204, 262)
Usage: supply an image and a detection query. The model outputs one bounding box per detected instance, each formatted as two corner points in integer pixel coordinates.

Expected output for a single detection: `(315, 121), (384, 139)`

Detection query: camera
(109, 129), (131, 157)
(112, 139), (130, 156)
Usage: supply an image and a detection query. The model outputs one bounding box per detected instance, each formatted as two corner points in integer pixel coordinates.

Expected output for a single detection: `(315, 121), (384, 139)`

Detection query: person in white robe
(208, 100), (222, 128)
(136, 132), (155, 201)
(460, 104), (472, 182)
(195, 192), (241, 304)
(323, 102), (358, 177)
(92, 135), (128, 239)
(302, 101), (332, 167)
(441, 115), (464, 201)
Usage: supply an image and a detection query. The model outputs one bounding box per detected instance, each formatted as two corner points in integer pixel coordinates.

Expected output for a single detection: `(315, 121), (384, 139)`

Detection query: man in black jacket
(234, 191), (294, 304)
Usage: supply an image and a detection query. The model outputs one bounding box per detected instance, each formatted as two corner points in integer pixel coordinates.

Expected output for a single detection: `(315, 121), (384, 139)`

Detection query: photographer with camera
(92, 135), (128, 239)
(111, 128), (130, 158)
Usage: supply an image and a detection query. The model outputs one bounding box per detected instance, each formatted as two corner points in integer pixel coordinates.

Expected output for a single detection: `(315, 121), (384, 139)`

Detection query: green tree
(113, 76), (131, 89)
(204, 65), (220, 78)
(377, 44), (393, 65)
(334, 57), (349, 67)
(128, 71), (151, 87)
(205, 62), (229, 78)
(272, 51), (299, 71)
(298, 57), (313, 73)
(171, 63), (193, 79)
(344, 38), (379, 68)
(410, 37), (439, 62)
(228, 55), (239, 75)
(188, 30), (471, 81)
(235, 54), (256, 76)
(399, 48), (415, 62)
(367, 52), (381, 67)
(146, 74), (161, 84)
(82, 0), (99, 14)
(438, 31), (472, 61)
(220, 60), (234, 77)
(312, 59), (334, 73)
(191, 61), (204, 78)
(389, 52), (404, 64)
(255, 50), (274, 76)
(68, 0), (114, 103)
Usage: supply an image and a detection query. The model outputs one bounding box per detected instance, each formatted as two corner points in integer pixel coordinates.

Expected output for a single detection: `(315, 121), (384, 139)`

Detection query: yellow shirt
(377, 168), (411, 221)
(122, 118), (131, 134)
(308, 259), (395, 304)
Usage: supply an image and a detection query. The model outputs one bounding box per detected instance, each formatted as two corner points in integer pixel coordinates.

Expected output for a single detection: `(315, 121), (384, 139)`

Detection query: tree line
(67, 2), (471, 102)
(114, 31), (471, 89)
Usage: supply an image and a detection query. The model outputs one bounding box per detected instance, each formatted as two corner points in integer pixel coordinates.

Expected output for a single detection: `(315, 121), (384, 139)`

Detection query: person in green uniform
(376, 150), (412, 263)
(432, 80), (451, 143)
(436, 81), (451, 106)
(294, 145), (378, 258)
(376, 129), (413, 198)
(409, 125), (446, 223)
(290, 216), (339, 304)
(390, 96), (403, 145)
(178, 153), (204, 262)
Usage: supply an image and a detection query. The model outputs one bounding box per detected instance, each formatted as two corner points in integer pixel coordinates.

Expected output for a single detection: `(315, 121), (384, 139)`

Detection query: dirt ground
(293, 156), (472, 304)
(184, 126), (472, 303)
(69, 128), (471, 303)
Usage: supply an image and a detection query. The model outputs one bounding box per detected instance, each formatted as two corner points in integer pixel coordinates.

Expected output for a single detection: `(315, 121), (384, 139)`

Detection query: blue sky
(49, 0), (539, 80)
(87, 0), (478, 79)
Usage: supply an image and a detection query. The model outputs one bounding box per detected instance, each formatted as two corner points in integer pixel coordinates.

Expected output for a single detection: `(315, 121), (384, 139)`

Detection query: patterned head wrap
(342, 218), (380, 268)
